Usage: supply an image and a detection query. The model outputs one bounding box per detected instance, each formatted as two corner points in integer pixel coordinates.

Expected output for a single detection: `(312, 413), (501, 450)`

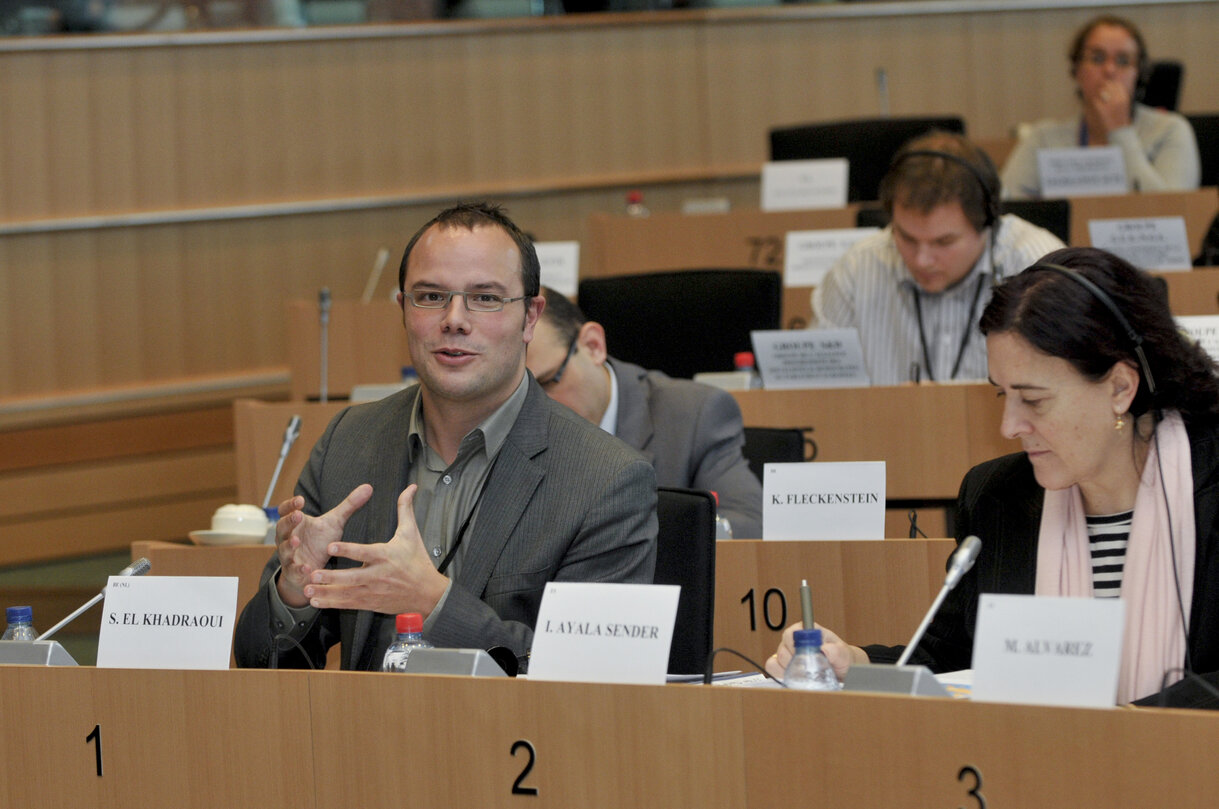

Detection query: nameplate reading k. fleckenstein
(1036, 146), (1127, 198)
(97, 576), (238, 670)
(1088, 217), (1192, 271)
(762, 461), (885, 540)
(784, 228), (877, 287)
(534, 241), (580, 298)
(971, 594), (1124, 708)
(760, 159), (849, 212)
(751, 328), (869, 389)
(528, 583), (679, 685)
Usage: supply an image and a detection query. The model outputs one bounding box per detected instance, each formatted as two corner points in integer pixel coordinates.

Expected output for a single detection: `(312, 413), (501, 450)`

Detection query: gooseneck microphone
(37, 558), (153, 641)
(262, 415), (302, 510)
(895, 536), (981, 667)
(318, 287), (332, 403)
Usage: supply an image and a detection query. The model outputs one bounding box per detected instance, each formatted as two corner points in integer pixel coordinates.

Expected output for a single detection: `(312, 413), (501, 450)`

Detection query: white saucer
(189, 530), (267, 547)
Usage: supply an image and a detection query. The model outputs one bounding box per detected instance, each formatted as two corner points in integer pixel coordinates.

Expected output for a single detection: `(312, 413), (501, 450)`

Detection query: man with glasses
(1000, 13), (1200, 199)
(526, 287), (762, 539)
(236, 202), (657, 672)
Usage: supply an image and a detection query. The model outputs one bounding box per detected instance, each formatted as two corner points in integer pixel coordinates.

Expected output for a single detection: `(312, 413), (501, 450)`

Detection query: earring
(1114, 413), (1126, 430)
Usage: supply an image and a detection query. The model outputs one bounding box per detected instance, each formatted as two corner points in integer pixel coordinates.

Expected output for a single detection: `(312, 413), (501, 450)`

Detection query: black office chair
(741, 427), (809, 483)
(769, 116), (966, 203)
(1143, 60), (1183, 112)
(654, 486), (716, 675)
(854, 199), (1070, 245)
(1186, 114), (1219, 188)
(577, 269), (782, 380)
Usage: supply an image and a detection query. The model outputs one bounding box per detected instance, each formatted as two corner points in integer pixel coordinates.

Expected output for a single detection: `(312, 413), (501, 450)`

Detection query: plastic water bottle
(783, 628), (841, 691)
(711, 491), (733, 539)
(1, 606), (37, 641)
(381, 612), (433, 672)
(625, 190), (650, 218)
(733, 352), (763, 389)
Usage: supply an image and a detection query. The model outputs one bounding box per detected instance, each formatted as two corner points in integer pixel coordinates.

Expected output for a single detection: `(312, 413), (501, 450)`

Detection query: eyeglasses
(535, 334), (579, 388)
(1082, 49), (1137, 70)
(403, 289), (529, 313)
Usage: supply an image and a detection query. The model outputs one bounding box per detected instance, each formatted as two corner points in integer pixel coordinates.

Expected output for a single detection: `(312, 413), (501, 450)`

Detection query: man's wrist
(275, 568), (310, 608)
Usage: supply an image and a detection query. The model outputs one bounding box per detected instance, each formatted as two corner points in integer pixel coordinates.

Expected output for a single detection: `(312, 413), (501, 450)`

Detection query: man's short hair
(539, 286), (587, 343)
(878, 131), (1000, 233)
(398, 201), (541, 297)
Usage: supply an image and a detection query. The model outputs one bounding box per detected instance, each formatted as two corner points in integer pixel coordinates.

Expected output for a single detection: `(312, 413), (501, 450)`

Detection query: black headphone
(1030, 262), (1157, 397)
(888, 148), (1001, 232)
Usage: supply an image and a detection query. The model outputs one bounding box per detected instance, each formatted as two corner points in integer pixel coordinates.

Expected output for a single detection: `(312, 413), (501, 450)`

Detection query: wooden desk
(286, 300), (409, 401)
(3, 665), (1217, 808)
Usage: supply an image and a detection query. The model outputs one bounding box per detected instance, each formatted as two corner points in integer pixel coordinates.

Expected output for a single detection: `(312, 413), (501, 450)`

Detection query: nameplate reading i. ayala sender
(763, 461), (885, 540)
(97, 576), (238, 670)
(528, 583), (680, 685)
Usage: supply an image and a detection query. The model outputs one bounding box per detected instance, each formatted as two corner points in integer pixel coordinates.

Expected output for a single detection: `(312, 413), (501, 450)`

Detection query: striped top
(1086, 510), (1133, 598)
(812, 214), (1065, 386)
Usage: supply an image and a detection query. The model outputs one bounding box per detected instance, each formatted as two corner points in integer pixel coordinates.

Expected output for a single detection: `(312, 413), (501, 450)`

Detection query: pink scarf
(1035, 410), (1195, 704)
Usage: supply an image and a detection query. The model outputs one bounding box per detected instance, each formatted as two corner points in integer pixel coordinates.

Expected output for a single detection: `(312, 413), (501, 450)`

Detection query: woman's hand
(765, 622), (870, 681)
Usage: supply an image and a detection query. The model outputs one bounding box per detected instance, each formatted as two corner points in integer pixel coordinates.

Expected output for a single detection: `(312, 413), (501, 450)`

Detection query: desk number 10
(741, 587), (788, 631)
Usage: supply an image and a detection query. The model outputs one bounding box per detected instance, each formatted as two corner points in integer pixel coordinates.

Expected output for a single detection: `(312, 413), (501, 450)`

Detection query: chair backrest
(769, 116), (966, 203)
(741, 427), (808, 482)
(654, 486), (716, 675)
(1186, 114), (1219, 188)
(855, 199), (1071, 246)
(577, 269), (782, 379)
(1143, 59), (1183, 112)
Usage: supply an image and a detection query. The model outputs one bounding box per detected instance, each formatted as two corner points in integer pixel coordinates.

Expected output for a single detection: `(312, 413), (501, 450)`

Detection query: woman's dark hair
(980, 247), (1219, 424)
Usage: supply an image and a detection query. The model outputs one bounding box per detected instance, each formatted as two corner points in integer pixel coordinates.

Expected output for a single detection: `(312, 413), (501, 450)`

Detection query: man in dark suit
(235, 203), (657, 672)
(526, 287), (763, 538)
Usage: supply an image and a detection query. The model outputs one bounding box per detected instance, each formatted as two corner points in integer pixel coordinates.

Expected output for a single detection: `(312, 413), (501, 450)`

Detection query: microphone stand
(318, 287), (331, 403)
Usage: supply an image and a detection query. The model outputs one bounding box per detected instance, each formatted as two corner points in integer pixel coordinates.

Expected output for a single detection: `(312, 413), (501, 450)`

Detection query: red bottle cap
(395, 613), (424, 634)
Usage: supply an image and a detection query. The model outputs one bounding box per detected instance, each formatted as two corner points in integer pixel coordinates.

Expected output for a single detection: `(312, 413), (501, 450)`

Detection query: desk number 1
(86, 724), (102, 777)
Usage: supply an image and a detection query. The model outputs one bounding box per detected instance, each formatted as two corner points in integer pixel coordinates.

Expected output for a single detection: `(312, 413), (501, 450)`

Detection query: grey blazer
(610, 358), (763, 538)
(234, 377), (658, 671)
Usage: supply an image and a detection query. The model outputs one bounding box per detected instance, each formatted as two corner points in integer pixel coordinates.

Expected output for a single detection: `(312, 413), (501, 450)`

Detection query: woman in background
(1000, 15), (1200, 199)
(767, 247), (1219, 704)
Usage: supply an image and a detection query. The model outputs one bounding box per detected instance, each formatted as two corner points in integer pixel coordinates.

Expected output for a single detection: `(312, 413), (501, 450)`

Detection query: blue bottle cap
(792, 628), (823, 648)
(6, 605), (32, 623)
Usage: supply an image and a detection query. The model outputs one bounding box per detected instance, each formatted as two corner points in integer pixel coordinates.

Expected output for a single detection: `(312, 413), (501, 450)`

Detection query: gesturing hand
(302, 484), (449, 618)
(275, 484), (373, 608)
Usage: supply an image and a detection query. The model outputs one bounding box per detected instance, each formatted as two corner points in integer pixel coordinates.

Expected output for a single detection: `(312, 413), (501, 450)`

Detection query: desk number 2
(510, 740), (538, 797)
(86, 724), (102, 777)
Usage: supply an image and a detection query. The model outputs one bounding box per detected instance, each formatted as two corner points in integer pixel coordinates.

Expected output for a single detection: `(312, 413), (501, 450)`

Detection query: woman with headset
(767, 247), (1219, 704)
(1000, 14), (1200, 199)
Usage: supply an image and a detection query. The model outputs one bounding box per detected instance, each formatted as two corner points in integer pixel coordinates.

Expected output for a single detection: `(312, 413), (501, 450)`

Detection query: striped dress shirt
(812, 214), (1064, 386)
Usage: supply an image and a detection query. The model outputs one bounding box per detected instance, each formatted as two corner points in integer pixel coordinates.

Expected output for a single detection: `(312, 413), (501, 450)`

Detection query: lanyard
(912, 272), (987, 382)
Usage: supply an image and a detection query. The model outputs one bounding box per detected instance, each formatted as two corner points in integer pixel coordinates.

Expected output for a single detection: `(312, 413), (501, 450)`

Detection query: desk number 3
(958, 765), (985, 809)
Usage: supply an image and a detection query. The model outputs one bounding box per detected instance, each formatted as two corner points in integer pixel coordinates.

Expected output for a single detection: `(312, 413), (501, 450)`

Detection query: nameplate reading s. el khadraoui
(762, 461), (885, 540)
(761, 159), (849, 212)
(528, 582), (679, 685)
(971, 594), (1124, 708)
(1177, 315), (1219, 362)
(1036, 146), (1126, 198)
(784, 228), (877, 287)
(96, 576), (238, 670)
(751, 328), (869, 389)
(1088, 217), (1192, 271)
(534, 241), (580, 298)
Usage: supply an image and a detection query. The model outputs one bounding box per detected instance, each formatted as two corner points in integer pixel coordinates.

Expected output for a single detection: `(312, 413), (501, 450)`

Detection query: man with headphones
(814, 131), (1064, 386)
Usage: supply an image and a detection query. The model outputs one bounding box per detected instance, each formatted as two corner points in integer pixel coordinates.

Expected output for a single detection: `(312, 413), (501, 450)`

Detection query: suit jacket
(610, 357), (763, 538)
(866, 417), (1219, 700)
(234, 378), (658, 671)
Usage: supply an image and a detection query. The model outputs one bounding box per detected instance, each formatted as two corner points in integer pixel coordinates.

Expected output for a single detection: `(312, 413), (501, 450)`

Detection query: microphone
(262, 415), (302, 510)
(318, 287), (332, 403)
(38, 557), (153, 641)
(895, 536), (981, 667)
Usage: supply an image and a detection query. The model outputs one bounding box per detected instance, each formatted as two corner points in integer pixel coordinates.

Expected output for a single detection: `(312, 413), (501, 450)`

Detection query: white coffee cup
(211, 504), (270, 536)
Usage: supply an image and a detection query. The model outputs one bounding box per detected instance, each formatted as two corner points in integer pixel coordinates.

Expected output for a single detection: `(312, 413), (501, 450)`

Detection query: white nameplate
(971, 594), (1124, 708)
(97, 576), (238, 670)
(751, 328), (870, 389)
(1176, 315), (1219, 361)
(535, 241), (580, 298)
(784, 228), (878, 287)
(762, 461), (885, 540)
(1088, 217), (1192, 271)
(761, 159), (849, 212)
(528, 582), (680, 684)
(1036, 146), (1127, 198)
